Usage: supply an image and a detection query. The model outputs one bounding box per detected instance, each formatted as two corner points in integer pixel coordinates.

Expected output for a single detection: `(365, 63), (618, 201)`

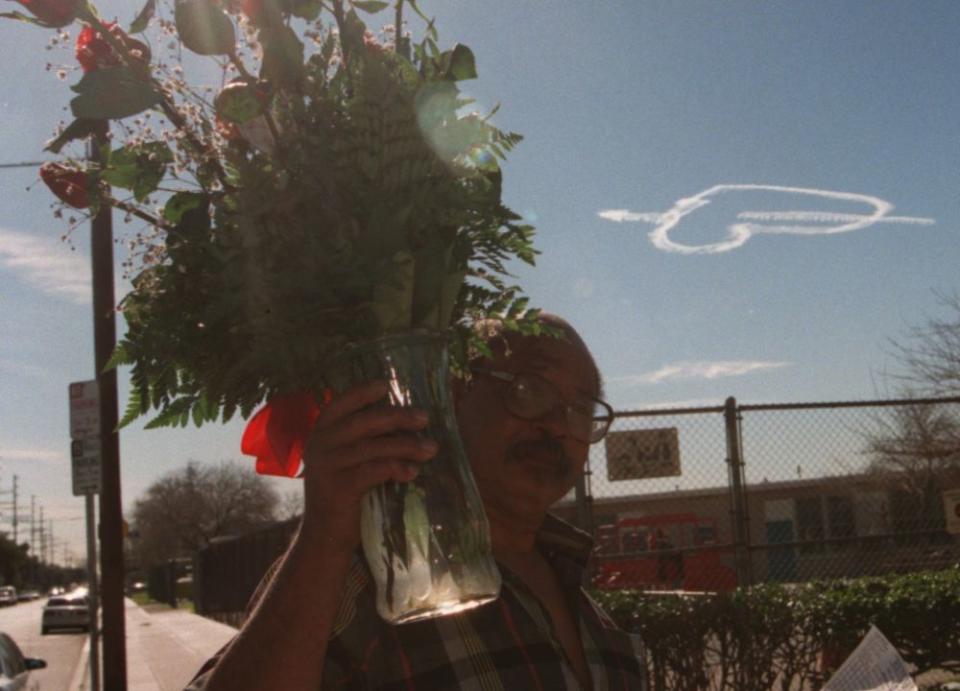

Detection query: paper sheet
(823, 625), (918, 691)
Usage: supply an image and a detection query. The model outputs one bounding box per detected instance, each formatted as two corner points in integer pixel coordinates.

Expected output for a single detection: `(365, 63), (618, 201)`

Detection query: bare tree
(890, 291), (960, 396)
(132, 461), (278, 567)
(865, 402), (960, 532)
(277, 488), (304, 521)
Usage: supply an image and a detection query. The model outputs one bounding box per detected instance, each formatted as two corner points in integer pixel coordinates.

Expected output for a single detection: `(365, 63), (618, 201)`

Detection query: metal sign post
(85, 493), (101, 691)
(69, 379), (102, 691)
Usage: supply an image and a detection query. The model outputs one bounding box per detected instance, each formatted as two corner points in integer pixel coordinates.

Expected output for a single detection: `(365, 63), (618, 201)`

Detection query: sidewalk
(69, 599), (237, 691)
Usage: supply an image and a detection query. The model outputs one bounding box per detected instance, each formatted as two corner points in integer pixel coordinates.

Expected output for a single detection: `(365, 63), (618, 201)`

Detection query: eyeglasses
(471, 367), (614, 444)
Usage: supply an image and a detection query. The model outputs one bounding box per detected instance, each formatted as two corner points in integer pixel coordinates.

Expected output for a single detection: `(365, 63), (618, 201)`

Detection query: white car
(0, 632), (46, 691)
(41, 594), (89, 634)
(0, 589), (16, 608)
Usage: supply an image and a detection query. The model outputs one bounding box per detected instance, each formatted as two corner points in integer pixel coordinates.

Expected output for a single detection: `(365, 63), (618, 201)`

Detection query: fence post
(574, 470), (592, 534)
(724, 396), (753, 587)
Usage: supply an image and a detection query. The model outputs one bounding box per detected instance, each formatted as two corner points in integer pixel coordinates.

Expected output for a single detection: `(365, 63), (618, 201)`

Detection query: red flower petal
(16, 0), (80, 27)
(242, 392), (323, 477)
(39, 162), (90, 209)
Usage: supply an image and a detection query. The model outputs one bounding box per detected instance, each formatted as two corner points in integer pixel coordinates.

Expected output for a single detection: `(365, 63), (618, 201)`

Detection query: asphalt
(68, 599), (237, 691)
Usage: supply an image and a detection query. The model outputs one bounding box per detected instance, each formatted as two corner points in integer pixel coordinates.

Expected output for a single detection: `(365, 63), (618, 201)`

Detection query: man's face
(455, 332), (597, 519)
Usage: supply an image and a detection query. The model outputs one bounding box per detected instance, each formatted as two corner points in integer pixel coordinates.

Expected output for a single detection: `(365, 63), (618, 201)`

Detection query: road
(0, 599), (86, 690)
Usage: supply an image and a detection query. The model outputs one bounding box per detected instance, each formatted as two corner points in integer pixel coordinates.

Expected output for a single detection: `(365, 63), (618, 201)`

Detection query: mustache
(507, 438), (574, 478)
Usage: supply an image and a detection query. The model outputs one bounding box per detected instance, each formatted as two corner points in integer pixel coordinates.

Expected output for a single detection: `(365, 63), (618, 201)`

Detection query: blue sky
(0, 0), (957, 557)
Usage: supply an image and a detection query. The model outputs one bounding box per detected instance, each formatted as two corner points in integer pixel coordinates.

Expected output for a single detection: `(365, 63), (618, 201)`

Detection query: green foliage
(174, 0), (235, 56)
(69, 65), (163, 120)
(19, 0), (542, 429)
(102, 3), (541, 429)
(101, 141), (173, 202)
(592, 566), (960, 691)
(44, 118), (100, 154)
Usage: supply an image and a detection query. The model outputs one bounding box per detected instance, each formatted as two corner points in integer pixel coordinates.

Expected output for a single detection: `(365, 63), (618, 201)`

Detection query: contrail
(598, 184), (936, 254)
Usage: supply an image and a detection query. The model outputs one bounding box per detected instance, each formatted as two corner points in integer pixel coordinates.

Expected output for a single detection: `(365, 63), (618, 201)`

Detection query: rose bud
(76, 21), (152, 73)
(11, 0), (81, 27)
(39, 162), (90, 209)
(215, 79), (272, 125)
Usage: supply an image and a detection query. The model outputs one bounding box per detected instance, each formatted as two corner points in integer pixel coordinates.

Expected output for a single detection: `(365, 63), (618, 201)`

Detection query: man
(190, 314), (646, 689)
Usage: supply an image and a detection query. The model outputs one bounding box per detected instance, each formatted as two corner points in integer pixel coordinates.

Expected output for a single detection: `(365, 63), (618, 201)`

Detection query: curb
(67, 636), (91, 691)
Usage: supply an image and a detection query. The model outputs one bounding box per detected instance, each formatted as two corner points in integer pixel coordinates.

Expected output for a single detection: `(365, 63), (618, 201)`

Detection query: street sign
(944, 489), (960, 535)
(71, 438), (102, 496)
(69, 380), (100, 440)
(605, 427), (681, 481)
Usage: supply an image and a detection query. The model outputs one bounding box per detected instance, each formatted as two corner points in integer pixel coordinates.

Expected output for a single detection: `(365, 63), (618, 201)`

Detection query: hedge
(592, 566), (960, 691)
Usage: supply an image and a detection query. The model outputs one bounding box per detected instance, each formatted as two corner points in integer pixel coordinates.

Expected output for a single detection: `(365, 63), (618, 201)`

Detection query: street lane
(0, 599), (86, 690)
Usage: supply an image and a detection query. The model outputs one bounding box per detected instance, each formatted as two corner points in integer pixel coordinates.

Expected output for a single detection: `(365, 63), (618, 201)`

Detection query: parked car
(0, 589), (16, 608)
(0, 632), (46, 691)
(41, 594), (89, 634)
(15, 592), (39, 604)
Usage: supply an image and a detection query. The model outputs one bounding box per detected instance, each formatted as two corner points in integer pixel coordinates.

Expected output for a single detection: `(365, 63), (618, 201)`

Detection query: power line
(0, 161), (43, 169)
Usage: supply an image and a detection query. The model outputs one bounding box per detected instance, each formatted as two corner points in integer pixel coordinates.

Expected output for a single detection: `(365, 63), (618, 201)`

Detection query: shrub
(592, 565), (960, 691)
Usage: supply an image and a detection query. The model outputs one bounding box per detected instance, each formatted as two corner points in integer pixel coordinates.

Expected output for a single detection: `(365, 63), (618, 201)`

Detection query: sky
(0, 0), (958, 560)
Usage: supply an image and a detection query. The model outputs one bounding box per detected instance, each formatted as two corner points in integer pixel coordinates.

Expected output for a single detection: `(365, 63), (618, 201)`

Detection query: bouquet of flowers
(7, 0), (546, 622)
(7, 0), (543, 425)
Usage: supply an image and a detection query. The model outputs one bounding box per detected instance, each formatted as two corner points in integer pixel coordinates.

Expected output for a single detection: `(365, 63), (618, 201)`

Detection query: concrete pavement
(69, 599), (237, 691)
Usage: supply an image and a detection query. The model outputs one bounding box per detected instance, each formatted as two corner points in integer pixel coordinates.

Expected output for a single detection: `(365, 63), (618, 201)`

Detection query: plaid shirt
(188, 514), (647, 690)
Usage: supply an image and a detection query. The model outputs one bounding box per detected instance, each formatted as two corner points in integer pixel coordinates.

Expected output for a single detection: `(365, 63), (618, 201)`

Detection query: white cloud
(611, 360), (790, 386)
(614, 398), (723, 411)
(597, 209), (663, 223)
(0, 228), (90, 304)
(0, 358), (50, 382)
(598, 184), (936, 254)
(0, 446), (64, 463)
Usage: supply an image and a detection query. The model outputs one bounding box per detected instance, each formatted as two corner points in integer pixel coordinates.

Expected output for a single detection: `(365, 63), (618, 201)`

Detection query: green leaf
(215, 80), (270, 124)
(70, 66), (162, 120)
(402, 486), (431, 562)
(445, 44), (477, 81)
(163, 191), (206, 225)
(144, 398), (194, 430)
(411, 229), (456, 328)
(371, 251), (414, 332)
(44, 118), (100, 154)
(175, 0), (236, 56)
(101, 141), (172, 202)
(129, 0), (156, 33)
(352, 0), (389, 13)
(117, 387), (147, 429)
(290, 0), (322, 20)
(260, 25), (304, 86)
(104, 341), (134, 370)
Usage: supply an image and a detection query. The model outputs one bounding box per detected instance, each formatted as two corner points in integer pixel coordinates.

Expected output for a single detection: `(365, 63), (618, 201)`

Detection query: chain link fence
(555, 396), (960, 592)
(191, 396), (960, 618)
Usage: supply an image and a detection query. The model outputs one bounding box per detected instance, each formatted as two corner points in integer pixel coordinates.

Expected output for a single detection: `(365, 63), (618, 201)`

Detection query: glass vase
(324, 330), (501, 624)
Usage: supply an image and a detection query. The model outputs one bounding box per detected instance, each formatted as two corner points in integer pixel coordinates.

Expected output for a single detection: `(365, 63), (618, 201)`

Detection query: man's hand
(298, 379), (437, 553)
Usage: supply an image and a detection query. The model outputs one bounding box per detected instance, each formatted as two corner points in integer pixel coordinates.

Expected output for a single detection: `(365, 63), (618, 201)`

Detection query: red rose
(12, 0), (81, 27)
(39, 162), (90, 209)
(75, 21), (151, 74)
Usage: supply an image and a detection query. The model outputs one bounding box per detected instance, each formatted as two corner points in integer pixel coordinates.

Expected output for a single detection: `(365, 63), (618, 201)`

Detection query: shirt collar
(535, 513), (594, 575)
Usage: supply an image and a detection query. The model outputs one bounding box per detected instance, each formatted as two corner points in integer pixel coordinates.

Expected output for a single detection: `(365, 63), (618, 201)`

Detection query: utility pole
(11, 475), (17, 544)
(48, 520), (54, 565)
(30, 497), (36, 556)
(91, 120), (126, 691)
(38, 506), (45, 564)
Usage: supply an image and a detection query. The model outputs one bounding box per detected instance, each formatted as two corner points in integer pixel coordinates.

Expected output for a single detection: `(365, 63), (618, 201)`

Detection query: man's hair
(470, 313), (604, 398)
